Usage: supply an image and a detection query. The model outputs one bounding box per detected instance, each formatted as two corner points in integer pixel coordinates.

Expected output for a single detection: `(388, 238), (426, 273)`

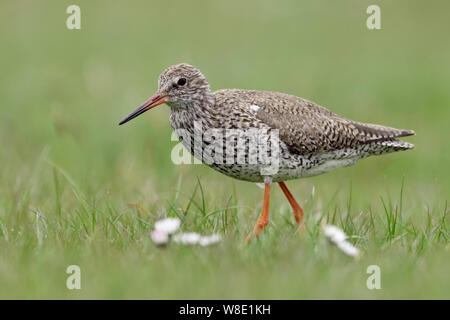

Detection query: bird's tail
(363, 137), (415, 156)
(351, 121), (415, 155)
(377, 138), (414, 150)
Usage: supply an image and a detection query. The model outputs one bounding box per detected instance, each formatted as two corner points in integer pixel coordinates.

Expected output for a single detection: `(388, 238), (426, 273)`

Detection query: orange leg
(245, 183), (271, 244)
(278, 181), (305, 229)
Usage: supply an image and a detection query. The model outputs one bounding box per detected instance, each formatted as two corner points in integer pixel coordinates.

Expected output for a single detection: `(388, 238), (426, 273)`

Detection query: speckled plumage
(121, 63), (414, 183)
(152, 63), (414, 183)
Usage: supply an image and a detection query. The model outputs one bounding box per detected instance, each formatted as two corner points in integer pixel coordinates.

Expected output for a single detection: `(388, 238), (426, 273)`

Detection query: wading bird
(119, 64), (414, 243)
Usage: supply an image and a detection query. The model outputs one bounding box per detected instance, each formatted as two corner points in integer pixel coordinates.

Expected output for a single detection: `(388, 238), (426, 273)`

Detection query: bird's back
(213, 89), (415, 156)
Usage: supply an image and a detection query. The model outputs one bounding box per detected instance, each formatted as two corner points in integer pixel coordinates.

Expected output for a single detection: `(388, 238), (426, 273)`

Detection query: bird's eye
(177, 78), (187, 86)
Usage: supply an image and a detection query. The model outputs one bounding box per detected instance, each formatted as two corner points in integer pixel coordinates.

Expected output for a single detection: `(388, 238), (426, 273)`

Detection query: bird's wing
(239, 90), (414, 155)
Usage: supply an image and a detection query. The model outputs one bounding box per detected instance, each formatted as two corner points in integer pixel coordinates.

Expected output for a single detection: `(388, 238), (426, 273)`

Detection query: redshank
(119, 63), (414, 243)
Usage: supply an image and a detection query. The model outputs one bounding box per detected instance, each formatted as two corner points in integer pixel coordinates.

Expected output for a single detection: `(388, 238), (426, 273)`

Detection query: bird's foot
(245, 182), (271, 245)
(278, 181), (305, 233)
(245, 220), (269, 245)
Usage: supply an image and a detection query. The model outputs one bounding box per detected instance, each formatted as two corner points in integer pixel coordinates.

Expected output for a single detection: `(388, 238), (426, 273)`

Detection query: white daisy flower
(173, 232), (201, 245)
(150, 218), (222, 247)
(336, 240), (360, 257)
(323, 224), (360, 258)
(323, 225), (347, 243)
(150, 229), (169, 245)
(199, 234), (222, 246)
(154, 218), (181, 234)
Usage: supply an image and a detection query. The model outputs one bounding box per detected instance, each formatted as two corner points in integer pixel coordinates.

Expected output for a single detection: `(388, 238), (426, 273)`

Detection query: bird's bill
(119, 94), (167, 125)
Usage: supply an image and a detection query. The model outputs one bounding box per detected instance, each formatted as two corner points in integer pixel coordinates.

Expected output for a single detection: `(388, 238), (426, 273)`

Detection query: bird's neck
(169, 92), (215, 130)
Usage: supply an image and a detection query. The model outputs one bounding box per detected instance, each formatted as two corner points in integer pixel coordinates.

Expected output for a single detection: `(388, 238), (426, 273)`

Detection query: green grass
(0, 0), (449, 299)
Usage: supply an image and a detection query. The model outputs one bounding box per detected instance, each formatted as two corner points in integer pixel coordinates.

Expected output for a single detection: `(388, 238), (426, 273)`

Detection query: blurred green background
(0, 1), (448, 299)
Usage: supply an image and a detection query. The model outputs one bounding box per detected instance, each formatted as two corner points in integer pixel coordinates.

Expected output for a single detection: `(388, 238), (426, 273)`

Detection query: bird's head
(119, 63), (213, 125)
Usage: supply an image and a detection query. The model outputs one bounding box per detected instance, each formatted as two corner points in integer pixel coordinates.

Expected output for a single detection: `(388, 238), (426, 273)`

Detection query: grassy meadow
(0, 1), (449, 299)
